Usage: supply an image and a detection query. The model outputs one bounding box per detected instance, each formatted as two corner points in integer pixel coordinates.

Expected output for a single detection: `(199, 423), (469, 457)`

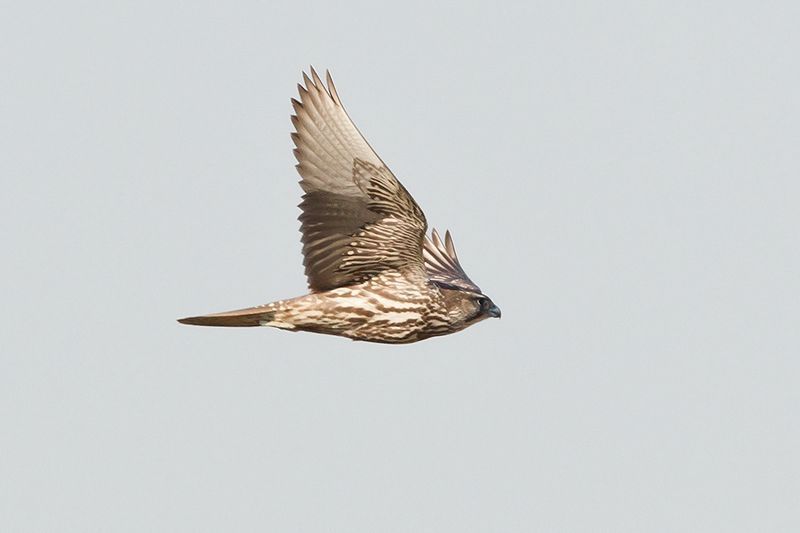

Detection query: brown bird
(178, 68), (500, 344)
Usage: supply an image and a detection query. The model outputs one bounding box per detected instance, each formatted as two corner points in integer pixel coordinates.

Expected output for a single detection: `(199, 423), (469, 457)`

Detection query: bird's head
(438, 287), (501, 327)
(465, 293), (502, 325)
(475, 294), (502, 320)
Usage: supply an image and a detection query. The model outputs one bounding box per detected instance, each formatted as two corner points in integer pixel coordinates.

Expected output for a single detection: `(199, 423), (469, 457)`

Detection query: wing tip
(423, 227), (481, 292)
(298, 66), (342, 106)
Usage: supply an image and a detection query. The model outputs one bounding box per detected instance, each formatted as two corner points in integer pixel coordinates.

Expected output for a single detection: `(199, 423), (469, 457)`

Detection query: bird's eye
(477, 297), (489, 309)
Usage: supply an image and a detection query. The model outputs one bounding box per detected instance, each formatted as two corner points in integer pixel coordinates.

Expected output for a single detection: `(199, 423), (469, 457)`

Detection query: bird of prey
(178, 68), (500, 344)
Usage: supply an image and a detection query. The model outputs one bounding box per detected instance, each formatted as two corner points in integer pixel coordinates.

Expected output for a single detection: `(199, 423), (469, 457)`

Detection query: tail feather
(178, 306), (276, 327)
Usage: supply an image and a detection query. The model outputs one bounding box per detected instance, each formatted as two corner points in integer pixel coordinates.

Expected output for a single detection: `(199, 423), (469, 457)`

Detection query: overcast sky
(2, 1), (798, 531)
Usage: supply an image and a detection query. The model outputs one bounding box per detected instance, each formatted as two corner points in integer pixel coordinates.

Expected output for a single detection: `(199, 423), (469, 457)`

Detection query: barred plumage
(179, 68), (500, 344)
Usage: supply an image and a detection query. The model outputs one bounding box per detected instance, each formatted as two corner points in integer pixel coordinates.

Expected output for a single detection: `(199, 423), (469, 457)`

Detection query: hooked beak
(488, 305), (502, 319)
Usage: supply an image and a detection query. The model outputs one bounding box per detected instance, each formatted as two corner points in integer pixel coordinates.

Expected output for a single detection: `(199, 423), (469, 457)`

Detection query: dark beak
(488, 305), (502, 319)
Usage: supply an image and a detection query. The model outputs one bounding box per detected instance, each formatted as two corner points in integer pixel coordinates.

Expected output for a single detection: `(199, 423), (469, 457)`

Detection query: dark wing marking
(423, 229), (482, 293)
(292, 68), (427, 291)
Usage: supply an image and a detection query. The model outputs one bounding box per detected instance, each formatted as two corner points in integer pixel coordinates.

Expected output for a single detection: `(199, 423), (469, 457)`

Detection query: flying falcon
(178, 68), (500, 344)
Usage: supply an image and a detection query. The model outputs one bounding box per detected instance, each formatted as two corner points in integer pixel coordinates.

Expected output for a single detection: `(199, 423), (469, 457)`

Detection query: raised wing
(292, 68), (428, 291)
(423, 229), (482, 293)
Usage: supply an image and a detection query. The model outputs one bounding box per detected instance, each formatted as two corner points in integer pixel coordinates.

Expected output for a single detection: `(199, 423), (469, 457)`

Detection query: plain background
(2, 1), (798, 531)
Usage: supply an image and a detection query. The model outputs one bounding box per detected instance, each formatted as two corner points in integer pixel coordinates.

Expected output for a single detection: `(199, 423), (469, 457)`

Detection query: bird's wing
(423, 229), (482, 293)
(292, 68), (428, 291)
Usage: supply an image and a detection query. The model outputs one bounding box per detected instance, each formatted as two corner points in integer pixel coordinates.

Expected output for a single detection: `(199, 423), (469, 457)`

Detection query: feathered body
(179, 68), (500, 344)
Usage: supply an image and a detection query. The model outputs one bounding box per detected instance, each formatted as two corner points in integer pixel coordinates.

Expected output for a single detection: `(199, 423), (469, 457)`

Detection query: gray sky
(2, 1), (798, 531)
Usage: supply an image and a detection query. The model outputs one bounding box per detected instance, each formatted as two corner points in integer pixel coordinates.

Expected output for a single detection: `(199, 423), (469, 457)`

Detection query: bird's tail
(177, 305), (280, 328)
